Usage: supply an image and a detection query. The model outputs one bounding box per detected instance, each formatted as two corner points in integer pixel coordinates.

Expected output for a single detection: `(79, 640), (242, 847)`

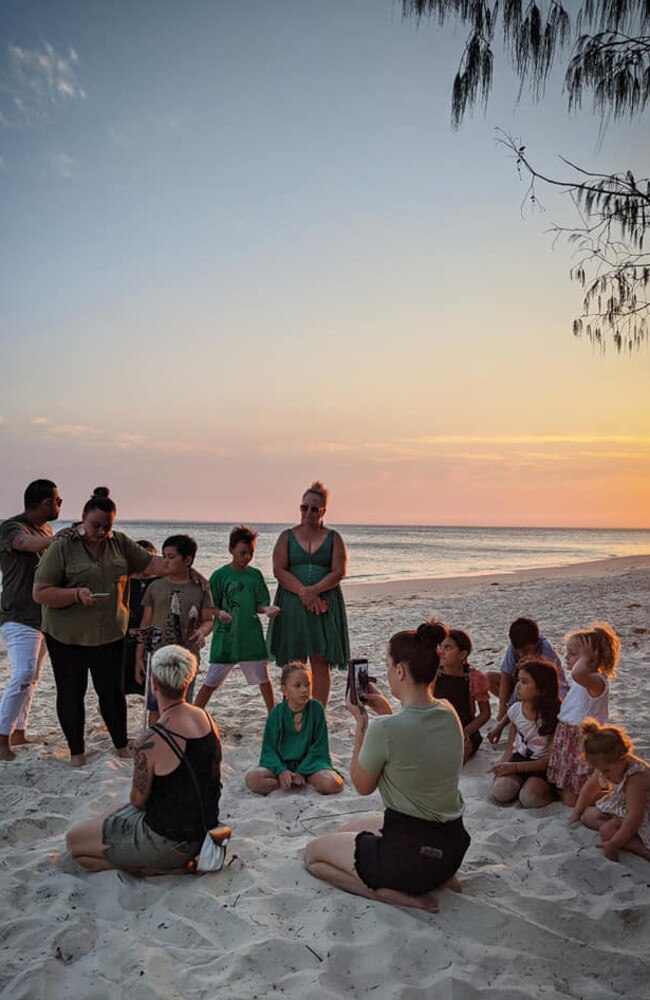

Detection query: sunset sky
(1, 0), (648, 528)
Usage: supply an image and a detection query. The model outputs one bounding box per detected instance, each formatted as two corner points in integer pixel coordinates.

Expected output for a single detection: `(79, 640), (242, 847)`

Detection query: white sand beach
(1, 555), (649, 1000)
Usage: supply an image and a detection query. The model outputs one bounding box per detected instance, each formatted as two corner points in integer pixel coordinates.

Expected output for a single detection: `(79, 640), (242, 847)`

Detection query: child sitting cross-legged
(245, 663), (343, 796)
(487, 617), (566, 745)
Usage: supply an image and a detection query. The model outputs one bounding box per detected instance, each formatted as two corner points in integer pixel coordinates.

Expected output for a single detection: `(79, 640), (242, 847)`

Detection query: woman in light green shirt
(304, 621), (471, 911)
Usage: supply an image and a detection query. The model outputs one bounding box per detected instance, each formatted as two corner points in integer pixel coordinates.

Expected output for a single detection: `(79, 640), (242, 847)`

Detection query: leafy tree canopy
(403, 0), (650, 350)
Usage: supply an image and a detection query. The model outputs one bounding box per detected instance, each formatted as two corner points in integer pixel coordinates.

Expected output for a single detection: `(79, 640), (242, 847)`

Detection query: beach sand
(1, 555), (649, 999)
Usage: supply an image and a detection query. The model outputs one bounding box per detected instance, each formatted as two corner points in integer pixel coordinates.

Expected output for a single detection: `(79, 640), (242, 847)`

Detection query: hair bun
(416, 621), (447, 647)
(92, 486), (111, 499)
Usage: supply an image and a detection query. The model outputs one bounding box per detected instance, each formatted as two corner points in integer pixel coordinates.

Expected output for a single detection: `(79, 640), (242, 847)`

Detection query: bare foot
(376, 887), (439, 912)
(11, 730), (39, 747)
(70, 753), (87, 768)
(116, 745), (132, 759)
(409, 891), (439, 912)
(443, 875), (463, 894)
(0, 738), (17, 762)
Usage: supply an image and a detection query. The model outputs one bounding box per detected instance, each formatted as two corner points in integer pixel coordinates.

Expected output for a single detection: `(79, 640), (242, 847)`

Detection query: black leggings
(45, 635), (127, 755)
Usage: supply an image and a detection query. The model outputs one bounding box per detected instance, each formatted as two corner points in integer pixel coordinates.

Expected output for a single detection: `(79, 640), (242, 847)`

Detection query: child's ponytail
(580, 718), (632, 761)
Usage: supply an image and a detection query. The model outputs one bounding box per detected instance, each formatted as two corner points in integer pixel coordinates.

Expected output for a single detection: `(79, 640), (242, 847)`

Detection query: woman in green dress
(245, 662), (343, 795)
(267, 481), (350, 707)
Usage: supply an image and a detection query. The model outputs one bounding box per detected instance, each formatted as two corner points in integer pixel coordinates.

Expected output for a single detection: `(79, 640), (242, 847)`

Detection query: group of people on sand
(1, 478), (649, 912)
(0, 478), (348, 763)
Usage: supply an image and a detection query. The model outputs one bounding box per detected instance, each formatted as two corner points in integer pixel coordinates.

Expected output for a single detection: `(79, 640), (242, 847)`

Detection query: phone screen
(355, 660), (369, 696)
(347, 658), (369, 706)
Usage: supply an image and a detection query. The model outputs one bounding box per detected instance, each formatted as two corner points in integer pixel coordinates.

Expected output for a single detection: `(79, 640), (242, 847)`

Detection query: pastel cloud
(2, 42), (86, 126)
(115, 432), (146, 447)
(31, 416), (50, 425)
(51, 151), (77, 179)
(149, 440), (230, 457)
(407, 434), (650, 447)
(48, 424), (95, 436)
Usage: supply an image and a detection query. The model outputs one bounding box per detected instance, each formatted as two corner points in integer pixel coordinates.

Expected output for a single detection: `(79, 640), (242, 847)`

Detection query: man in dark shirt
(0, 479), (62, 760)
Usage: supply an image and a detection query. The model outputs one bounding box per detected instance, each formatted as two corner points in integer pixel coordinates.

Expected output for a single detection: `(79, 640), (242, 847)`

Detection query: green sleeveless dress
(267, 529), (350, 670)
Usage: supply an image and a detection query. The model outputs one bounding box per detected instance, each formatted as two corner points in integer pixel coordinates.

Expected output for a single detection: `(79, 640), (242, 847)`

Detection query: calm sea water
(68, 522), (650, 586)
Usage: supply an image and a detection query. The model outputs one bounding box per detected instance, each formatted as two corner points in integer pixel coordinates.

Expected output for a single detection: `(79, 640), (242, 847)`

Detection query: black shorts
(354, 808), (470, 896)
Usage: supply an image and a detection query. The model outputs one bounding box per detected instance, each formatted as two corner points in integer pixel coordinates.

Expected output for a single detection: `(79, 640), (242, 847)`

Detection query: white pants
(204, 661), (270, 688)
(0, 622), (47, 735)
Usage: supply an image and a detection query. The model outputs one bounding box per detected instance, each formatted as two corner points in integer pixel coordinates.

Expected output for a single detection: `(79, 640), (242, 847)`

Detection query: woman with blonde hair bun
(267, 481), (349, 706)
(66, 644), (223, 874)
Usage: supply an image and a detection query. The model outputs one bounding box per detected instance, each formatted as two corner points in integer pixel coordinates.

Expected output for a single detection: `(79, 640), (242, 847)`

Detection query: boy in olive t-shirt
(135, 534), (213, 724)
(194, 525), (279, 713)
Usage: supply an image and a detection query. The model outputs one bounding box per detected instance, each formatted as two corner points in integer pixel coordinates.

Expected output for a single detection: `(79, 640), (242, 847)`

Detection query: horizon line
(77, 518), (650, 532)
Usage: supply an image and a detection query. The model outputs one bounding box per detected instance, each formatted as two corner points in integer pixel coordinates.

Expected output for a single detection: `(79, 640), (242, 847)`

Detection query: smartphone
(347, 658), (370, 707)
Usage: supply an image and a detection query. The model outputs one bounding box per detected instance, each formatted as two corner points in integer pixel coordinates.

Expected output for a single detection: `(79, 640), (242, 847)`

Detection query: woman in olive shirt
(33, 488), (171, 766)
(304, 621), (470, 911)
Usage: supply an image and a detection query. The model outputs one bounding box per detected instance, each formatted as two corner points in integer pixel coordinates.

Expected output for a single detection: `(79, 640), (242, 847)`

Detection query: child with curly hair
(547, 623), (620, 806)
(569, 719), (650, 863)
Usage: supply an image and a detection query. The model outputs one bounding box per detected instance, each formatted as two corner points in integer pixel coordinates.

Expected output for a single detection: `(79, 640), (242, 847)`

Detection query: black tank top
(434, 671), (473, 728)
(145, 724), (221, 843)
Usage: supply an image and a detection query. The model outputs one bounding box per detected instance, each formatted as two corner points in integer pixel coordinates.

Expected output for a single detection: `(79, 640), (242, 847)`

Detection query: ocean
(66, 522), (650, 586)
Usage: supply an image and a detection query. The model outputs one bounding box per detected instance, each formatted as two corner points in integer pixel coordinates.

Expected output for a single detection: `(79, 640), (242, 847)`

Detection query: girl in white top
(547, 623), (620, 807)
(490, 658), (560, 809)
(569, 719), (650, 863)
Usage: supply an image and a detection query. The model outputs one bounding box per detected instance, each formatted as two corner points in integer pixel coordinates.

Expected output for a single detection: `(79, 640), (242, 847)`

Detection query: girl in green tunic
(245, 663), (343, 796)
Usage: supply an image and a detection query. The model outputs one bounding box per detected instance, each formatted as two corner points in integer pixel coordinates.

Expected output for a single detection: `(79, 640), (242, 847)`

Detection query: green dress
(267, 529), (350, 670)
(258, 698), (336, 776)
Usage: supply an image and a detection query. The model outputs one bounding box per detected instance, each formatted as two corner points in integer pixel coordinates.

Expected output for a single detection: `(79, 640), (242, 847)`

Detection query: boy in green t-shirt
(194, 526), (279, 713)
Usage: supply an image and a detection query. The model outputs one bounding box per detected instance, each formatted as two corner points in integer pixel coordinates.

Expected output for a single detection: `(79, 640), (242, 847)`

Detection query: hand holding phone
(347, 658), (372, 709)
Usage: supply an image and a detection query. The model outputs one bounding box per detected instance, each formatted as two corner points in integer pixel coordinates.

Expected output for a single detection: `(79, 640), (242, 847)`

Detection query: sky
(1, 0), (648, 528)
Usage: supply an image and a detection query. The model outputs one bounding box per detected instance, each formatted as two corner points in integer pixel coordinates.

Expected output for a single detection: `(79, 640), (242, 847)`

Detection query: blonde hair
(151, 644), (197, 698)
(580, 718), (632, 762)
(566, 621), (620, 677)
(280, 662), (311, 687)
(303, 480), (328, 507)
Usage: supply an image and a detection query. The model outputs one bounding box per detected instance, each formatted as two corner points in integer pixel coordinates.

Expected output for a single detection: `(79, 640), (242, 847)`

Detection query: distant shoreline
(105, 519), (650, 532)
(343, 552), (650, 601)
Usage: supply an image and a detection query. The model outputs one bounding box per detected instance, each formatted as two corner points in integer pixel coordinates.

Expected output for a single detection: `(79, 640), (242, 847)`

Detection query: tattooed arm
(130, 734), (155, 809)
